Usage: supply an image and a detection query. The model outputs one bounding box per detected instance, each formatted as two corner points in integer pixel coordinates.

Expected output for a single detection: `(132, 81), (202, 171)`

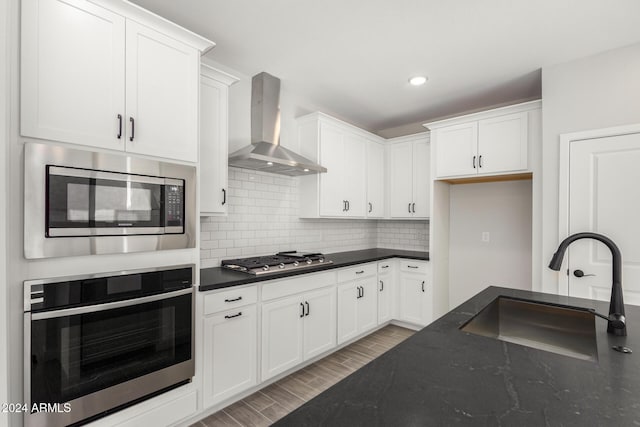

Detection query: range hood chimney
(228, 72), (327, 176)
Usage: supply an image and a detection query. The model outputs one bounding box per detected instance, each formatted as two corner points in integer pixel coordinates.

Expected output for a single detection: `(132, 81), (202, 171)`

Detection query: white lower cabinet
(202, 286), (258, 408)
(202, 306), (257, 407)
(377, 261), (396, 324)
(337, 278), (378, 344)
(261, 287), (336, 381)
(397, 260), (432, 326)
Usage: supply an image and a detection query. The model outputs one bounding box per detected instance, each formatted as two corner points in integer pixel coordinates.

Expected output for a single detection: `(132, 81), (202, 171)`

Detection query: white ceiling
(130, 0), (640, 136)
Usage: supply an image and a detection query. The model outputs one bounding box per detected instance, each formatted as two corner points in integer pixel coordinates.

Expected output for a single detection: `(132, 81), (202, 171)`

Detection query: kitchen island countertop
(199, 248), (428, 292)
(274, 286), (640, 426)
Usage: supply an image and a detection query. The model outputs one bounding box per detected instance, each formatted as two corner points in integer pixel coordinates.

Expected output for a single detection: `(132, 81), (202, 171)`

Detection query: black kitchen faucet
(548, 232), (627, 336)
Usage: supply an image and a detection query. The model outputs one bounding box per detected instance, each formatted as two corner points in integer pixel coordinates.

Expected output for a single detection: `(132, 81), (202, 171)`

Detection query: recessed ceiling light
(409, 76), (428, 86)
(303, 168), (309, 172)
(267, 161), (273, 166)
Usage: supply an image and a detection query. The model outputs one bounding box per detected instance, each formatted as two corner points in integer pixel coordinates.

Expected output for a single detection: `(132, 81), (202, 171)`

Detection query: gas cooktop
(221, 251), (332, 275)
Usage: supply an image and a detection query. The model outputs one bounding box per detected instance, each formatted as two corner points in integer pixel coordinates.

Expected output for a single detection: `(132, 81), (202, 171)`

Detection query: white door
(567, 130), (640, 306)
(366, 141), (385, 218)
(388, 142), (414, 218)
(377, 273), (393, 324)
(302, 288), (336, 360)
(412, 141), (430, 218)
(357, 279), (378, 334)
(434, 122), (478, 178)
(343, 134), (367, 217)
(200, 74), (228, 214)
(21, 0), (125, 150)
(261, 296), (304, 381)
(337, 282), (359, 344)
(319, 123), (346, 216)
(399, 274), (426, 325)
(125, 20), (199, 162)
(478, 112), (528, 175)
(202, 306), (257, 407)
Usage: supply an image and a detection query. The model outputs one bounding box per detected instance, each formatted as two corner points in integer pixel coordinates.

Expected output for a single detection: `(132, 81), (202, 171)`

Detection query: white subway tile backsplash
(200, 167), (428, 266)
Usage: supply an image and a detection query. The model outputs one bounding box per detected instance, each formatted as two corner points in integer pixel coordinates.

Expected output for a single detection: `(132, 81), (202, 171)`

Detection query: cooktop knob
(279, 263), (285, 269)
(306, 258), (312, 264)
(263, 265), (270, 271)
(293, 261), (299, 266)
(319, 258), (325, 263)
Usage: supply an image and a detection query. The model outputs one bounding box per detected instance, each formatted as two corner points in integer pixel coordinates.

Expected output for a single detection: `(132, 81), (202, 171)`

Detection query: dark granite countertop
(274, 286), (640, 426)
(199, 248), (428, 292)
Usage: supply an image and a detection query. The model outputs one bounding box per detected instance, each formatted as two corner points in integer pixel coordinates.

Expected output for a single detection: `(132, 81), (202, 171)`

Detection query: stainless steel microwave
(25, 142), (196, 259)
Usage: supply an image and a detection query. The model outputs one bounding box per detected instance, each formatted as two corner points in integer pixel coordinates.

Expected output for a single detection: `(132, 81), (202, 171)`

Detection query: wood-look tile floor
(191, 325), (415, 427)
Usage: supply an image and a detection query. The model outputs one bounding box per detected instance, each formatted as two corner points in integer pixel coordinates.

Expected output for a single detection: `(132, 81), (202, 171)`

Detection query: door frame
(557, 123), (640, 296)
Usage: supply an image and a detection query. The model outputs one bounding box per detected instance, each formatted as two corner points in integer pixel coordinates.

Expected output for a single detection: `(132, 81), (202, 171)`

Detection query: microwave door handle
(30, 287), (193, 320)
(47, 166), (168, 186)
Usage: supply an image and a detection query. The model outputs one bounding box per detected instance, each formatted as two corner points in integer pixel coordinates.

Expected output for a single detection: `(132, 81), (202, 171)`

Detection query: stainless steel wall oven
(24, 142), (196, 258)
(23, 265), (195, 427)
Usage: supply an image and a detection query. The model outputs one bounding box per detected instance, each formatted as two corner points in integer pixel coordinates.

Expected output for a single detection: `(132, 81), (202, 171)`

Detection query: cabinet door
(377, 273), (393, 324)
(200, 74), (229, 214)
(319, 123), (346, 216)
(398, 273), (428, 325)
(125, 21), (199, 162)
(21, 0), (125, 150)
(261, 295), (304, 381)
(357, 279), (378, 335)
(303, 288), (337, 360)
(477, 112), (528, 175)
(366, 141), (385, 218)
(343, 134), (367, 217)
(434, 122), (478, 178)
(337, 282), (359, 345)
(412, 141), (430, 218)
(202, 306), (257, 407)
(388, 143), (414, 218)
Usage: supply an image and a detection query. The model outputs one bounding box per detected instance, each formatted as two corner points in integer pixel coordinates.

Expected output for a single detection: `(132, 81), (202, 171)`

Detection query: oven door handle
(31, 287), (193, 320)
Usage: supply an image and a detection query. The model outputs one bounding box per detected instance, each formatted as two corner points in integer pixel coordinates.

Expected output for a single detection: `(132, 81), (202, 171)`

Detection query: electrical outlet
(482, 232), (490, 242)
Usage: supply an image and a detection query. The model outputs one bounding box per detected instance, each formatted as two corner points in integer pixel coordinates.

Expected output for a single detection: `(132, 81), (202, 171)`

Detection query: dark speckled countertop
(274, 286), (640, 426)
(199, 248), (428, 292)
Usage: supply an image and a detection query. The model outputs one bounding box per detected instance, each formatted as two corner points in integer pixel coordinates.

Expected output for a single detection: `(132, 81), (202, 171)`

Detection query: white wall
(0, 0), (11, 425)
(540, 42), (640, 294)
(448, 180), (532, 308)
(200, 167), (429, 268)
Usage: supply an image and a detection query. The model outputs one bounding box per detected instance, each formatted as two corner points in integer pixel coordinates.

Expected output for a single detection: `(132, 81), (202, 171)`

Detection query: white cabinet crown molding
(201, 63), (240, 86)
(296, 111), (385, 144)
(423, 100), (542, 131)
(87, 0), (215, 52)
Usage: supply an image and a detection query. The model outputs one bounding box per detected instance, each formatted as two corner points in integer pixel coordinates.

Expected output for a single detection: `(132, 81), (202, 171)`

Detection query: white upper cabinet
(123, 21), (199, 162)
(21, 0), (213, 163)
(298, 113), (378, 218)
(366, 141), (385, 218)
(200, 64), (239, 215)
(427, 101), (540, 180)
(21, 0), (126, 151)
(387, 135), (430, 219)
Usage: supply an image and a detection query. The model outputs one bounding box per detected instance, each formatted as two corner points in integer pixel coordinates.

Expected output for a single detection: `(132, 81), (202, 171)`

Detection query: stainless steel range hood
(228, 72), (326, 176)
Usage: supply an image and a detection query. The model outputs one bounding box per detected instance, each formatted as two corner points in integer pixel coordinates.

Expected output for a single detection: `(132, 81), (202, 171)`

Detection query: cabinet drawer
(399, 260), (429, 274)
(261, 270), (336, 302)
(377, 261), (395, 274)
(204, 286), (257, 315)
(337, 263), (376, 282)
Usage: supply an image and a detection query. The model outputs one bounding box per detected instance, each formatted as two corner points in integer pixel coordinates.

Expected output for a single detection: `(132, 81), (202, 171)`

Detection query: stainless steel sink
(460, 296), (598, 361)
